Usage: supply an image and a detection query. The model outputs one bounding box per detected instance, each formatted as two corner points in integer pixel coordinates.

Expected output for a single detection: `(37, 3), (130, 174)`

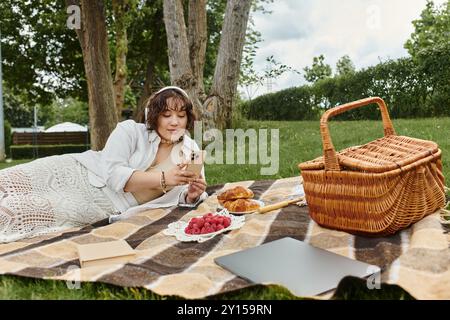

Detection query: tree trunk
(163, 0), (252, 131)
(208, 0), (252, 129)
(67, 0), (118, 150)
(135, 4), (165, 121)
(135, 57), (155, 120)
(188, 0), (207, 98)
(112, 0), (130, 121)
(162, 0), (202, 120)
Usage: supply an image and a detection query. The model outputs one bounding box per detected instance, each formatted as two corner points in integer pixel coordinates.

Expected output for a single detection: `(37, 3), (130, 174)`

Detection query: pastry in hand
(223, 198), (260, 213)
(217, 186), (254, 205)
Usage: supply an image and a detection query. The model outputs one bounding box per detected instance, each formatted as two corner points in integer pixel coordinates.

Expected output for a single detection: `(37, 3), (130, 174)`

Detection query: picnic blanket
(0, 176), (449, 300)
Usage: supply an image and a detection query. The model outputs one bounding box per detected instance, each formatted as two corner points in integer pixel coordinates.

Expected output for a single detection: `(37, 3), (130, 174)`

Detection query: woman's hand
(186, 175), (207, 203)
(164, 161), (197, 187)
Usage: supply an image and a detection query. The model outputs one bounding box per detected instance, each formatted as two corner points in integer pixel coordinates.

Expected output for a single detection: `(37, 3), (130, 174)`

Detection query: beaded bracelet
(160, 171), (167, 193)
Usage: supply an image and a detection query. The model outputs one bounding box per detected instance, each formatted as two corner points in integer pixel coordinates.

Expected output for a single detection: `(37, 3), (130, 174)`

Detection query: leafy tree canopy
(336, 55), (356, 76)
(404, 0), (450, 60)
(303, 54), (332, 83)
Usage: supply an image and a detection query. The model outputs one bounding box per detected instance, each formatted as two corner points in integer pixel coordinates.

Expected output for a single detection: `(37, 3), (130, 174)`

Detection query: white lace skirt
(0, 154), (116, 243)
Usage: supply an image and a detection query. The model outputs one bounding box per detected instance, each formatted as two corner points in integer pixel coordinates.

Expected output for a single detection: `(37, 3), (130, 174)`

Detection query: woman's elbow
(106, 167), (137, 193)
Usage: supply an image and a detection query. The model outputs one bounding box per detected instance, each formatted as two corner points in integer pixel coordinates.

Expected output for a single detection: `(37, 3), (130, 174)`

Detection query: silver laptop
(215, 237), (380, 297)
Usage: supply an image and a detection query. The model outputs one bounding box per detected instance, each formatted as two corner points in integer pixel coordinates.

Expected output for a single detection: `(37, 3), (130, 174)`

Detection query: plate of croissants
(217, 186), (264, 215)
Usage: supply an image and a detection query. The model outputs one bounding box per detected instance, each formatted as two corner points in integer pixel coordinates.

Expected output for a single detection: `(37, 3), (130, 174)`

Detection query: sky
(240, 0), (448, 99)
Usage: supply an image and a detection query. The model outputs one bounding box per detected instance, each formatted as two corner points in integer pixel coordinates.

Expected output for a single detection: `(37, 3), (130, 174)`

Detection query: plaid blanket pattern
(0, 176), (448, 299)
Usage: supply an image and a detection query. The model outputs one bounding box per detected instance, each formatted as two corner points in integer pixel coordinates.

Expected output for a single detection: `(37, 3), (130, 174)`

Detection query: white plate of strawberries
(163, 209), (245, 242)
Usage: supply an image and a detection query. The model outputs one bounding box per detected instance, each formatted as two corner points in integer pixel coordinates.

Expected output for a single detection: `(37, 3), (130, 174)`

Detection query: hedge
(244, 43), (450, 121)
(10, 144), (90, 160)
(244, 86), (319, 121)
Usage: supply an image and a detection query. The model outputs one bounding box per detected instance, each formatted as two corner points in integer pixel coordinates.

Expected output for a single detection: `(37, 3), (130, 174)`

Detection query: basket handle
(320, 97), (396, 171)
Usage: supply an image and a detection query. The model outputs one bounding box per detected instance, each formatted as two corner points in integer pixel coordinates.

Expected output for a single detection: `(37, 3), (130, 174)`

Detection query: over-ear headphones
(155, 86), (190, 99)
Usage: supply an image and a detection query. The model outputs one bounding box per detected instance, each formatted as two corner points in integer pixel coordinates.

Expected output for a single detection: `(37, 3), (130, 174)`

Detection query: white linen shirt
(69, 119), (208, 223)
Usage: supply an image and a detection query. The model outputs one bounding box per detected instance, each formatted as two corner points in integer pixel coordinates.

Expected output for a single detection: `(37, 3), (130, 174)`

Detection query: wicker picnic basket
(298, 97), (446, 236)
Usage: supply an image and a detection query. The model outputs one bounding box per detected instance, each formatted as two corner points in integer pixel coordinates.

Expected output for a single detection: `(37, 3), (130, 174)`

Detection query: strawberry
(196, 219), (205, 228)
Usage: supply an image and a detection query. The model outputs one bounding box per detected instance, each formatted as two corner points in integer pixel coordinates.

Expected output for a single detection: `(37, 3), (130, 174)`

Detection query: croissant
(217, 186), (254, 204)
(223, 199), (260, 212)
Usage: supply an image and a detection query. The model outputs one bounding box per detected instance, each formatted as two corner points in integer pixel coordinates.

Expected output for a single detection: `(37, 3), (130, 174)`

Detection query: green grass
(205, 117), (450, 184)
(0, 159), (33, 170)
(1, 117), (449, 300)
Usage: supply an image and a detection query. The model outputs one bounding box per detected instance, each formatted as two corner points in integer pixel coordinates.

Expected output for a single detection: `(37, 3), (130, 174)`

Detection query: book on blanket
(77, 240), (136, 268)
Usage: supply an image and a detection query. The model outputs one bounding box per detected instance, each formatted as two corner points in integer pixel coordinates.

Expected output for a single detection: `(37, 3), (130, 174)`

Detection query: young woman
(0, 86), (207, 243)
